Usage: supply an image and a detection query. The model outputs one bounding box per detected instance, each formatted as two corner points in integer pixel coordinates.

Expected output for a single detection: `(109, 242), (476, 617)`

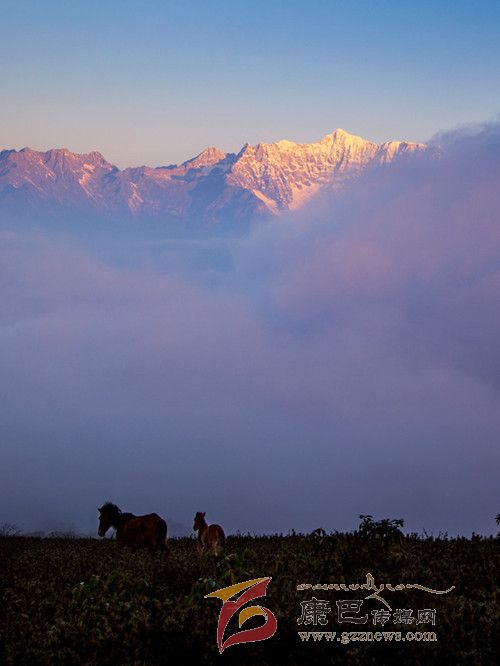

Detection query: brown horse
(193, 511), (225, 555)
(98, 502), (167, 551)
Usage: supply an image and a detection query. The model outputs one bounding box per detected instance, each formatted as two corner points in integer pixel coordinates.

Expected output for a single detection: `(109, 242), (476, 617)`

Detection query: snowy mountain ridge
(0, 128), (426, 224)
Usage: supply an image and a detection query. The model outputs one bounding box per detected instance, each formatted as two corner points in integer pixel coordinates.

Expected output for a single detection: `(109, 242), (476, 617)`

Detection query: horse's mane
(100, 503), (137, 523)
(100, 501), (121, 514)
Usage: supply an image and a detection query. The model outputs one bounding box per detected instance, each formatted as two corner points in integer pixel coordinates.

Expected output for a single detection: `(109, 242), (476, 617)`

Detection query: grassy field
(0, 530), (498, 664)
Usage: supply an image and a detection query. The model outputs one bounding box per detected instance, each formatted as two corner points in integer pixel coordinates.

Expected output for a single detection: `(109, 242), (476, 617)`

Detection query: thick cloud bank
(1, 123), (499, 536)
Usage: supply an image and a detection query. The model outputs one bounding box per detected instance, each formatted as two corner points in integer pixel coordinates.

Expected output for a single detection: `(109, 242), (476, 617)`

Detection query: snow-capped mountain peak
(0, 128), (428, 224)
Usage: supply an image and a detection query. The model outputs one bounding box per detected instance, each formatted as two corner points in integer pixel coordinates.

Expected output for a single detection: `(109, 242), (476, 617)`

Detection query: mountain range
(0, 129), (426, 225)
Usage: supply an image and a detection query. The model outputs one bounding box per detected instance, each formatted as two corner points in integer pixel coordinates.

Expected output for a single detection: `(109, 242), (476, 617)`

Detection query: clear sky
(1, 0), (500, 167)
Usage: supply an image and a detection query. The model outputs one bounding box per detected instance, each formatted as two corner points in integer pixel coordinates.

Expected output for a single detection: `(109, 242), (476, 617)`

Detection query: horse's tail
(156, 517), (168, 551)
(214, 525), (226, 551)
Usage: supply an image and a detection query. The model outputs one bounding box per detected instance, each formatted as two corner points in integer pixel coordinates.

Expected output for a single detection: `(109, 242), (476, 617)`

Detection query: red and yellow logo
(205, 577), (277, 653)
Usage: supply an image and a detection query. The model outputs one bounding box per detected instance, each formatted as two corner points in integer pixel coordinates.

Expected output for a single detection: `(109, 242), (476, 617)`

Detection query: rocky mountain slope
(0, 129), (426, 224)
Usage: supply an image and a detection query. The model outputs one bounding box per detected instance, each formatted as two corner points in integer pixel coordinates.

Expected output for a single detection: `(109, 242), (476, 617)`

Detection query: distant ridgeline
(0, 129), (427, 227)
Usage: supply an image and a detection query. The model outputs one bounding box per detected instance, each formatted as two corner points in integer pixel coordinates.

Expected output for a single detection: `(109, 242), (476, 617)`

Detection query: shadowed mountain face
(0, 129), (426, 225)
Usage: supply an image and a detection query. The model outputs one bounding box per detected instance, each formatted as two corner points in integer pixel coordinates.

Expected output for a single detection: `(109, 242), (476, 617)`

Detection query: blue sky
(1, 0), (500, 166)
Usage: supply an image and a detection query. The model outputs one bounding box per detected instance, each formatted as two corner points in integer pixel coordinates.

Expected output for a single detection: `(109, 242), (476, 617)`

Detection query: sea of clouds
(1, 122), (499, 536)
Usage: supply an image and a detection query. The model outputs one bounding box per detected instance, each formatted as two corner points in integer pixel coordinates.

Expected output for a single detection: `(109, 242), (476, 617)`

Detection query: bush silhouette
(358, 514), (404, 539)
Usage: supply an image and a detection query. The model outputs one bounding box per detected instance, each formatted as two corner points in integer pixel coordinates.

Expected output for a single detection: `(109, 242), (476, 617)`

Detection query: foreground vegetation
(0, 527), (498, 664)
